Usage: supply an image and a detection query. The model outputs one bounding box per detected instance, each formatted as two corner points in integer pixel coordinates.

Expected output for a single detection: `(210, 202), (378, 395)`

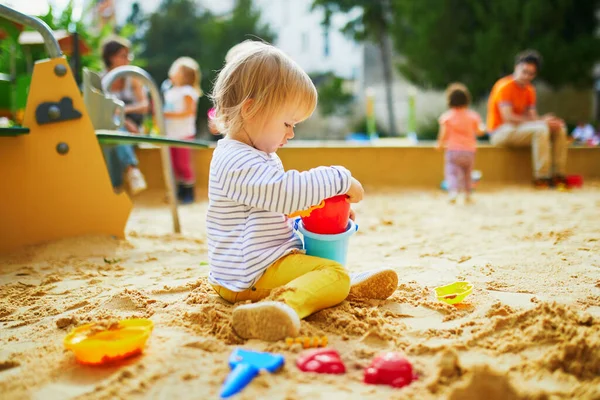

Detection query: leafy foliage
(0, 1), (110, 76)
(140, 0), (276, 127)
(312, 0), (399, 135)
(311, 72), (354, 116)
(391, 0), (600, 99)
(311, 0), (390, 42)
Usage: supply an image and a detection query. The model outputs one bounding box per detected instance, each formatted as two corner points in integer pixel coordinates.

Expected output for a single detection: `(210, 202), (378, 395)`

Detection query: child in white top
(208, 42), (398, 341)
(571, 121), (595, 144)
(164, 57), (201, 203)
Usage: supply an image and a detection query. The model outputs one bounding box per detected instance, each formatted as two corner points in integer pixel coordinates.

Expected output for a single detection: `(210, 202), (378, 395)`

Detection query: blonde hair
(169, 56), (202, 96)
(211, 42), (317, 136)
(225, 40), (263, 64)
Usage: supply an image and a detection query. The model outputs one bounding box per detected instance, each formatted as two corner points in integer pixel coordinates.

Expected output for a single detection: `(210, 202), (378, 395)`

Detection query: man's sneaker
(533, 178), (552, 189)
(348, 268), (398, 300)
(552, 175), (567, 187)
(127, 167), (147, 195)
(232, 301), (300, 341)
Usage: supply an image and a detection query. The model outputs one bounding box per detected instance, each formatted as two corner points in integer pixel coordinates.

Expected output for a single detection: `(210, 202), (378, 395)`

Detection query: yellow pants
(211, 254), (350, 319)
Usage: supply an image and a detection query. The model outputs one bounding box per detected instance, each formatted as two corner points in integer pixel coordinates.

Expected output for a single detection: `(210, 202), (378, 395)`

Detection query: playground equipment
(64, 318), (154, 365)
(0, 19), (91, 122)
(84, 65), (182, 233)
(0, 5), (209, 254)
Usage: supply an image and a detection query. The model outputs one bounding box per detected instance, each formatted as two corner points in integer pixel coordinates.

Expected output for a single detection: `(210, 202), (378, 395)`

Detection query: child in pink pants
(164, 57), (201, 204)
(437, 83), (485, 203)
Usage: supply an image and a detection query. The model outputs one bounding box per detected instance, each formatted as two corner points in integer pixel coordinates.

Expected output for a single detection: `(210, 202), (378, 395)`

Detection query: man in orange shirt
(487, 50), (568, 188)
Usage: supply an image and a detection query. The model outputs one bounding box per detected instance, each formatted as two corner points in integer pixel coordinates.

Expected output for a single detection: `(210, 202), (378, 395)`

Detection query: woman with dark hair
(101, 37), (148, 194)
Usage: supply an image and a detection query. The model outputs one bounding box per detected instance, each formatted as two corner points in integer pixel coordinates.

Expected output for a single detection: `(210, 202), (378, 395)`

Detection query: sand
(1, 184), (599, 399)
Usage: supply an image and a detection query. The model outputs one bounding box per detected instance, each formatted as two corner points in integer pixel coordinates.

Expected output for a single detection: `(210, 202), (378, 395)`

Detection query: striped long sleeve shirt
(207, 139), (352, 292)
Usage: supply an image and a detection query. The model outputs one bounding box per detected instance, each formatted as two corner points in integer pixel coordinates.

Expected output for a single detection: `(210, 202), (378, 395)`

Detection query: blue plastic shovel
(220, 348), (285, 398)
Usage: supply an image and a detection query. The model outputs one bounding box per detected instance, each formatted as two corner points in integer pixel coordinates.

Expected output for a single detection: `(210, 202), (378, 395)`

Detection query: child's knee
(555, 125), (567, 138)
(325, 260), (351, 295)
(533, 124), (550, 139)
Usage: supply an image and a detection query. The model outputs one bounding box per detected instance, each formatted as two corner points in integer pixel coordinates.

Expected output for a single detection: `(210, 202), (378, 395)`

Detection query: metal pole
(0, 4), (62, 59)
(102, 66), (181, 234)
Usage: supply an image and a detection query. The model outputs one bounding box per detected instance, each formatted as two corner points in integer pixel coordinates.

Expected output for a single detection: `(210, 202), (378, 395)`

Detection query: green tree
(141, 0), (275, 131)
(0, 1), (109, 95)
(310, 72), (354, 116)
(39, 1), (109, 72)
(391, 0), (600, 99)
(312, 0), (398, 136)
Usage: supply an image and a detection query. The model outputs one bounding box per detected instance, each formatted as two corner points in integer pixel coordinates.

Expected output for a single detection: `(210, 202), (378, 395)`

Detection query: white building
(252, 0), (362, 81)
(112, 0), (363, 81)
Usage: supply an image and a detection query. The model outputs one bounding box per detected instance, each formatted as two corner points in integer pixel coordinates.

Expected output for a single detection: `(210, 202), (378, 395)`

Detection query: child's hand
(346, 177), (364, 203)
(124, 119), (140, 134)
(435, 141), (443, 151)
(349, 208), (356, 221)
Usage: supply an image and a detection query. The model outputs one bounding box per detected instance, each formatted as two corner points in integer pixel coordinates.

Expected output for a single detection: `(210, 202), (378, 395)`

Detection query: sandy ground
(1, 184), (600, 399)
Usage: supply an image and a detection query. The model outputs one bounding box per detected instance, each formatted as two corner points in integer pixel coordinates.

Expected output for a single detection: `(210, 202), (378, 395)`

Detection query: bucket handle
(293, 218), (358, 232)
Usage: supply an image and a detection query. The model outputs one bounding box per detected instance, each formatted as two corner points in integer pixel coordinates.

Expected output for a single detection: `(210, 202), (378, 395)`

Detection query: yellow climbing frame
(0, 56), (132, 253)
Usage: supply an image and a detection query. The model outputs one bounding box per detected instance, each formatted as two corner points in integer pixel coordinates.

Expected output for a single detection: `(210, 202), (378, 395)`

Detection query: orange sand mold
(63, 318), (154, 365)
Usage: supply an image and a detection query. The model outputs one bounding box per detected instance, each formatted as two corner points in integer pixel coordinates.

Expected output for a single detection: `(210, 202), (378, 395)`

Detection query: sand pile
(1, 186), (599, 399)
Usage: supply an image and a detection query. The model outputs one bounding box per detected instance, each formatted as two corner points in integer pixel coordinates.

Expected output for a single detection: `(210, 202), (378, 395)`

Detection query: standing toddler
(164, 57), (201, 203)
(437, 83), (484, 203)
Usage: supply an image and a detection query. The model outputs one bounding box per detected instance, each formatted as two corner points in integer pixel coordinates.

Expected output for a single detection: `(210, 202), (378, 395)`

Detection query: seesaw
(0, 4), (209, 254)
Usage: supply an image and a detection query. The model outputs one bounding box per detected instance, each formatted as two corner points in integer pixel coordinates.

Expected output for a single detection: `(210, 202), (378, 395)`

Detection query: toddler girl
(164, 57), (201, 204)
(208, 42), (398, 341)
(437, 83), (484, 203)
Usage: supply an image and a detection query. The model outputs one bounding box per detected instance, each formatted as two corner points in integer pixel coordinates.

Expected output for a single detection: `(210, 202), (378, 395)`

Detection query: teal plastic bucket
(296, 219), (358, 265)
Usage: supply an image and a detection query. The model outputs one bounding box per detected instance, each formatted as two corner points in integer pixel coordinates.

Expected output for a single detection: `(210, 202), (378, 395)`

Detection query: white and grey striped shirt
(207, 139), (352, 291)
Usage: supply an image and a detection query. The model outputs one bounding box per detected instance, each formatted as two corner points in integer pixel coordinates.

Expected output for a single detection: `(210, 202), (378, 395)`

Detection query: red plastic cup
(301, 195), (350, 235)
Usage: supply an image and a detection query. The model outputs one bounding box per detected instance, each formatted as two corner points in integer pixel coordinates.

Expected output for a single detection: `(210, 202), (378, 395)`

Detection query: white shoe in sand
(349, 268), (398, 300)
(232, 301), (300, 341)
(448, 191), (458, 204)
(127, 167), (147, 195)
